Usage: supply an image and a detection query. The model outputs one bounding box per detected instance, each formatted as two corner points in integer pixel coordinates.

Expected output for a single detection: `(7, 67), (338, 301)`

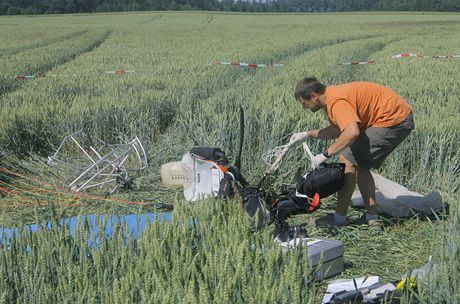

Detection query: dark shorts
(341, 112), (415, 169)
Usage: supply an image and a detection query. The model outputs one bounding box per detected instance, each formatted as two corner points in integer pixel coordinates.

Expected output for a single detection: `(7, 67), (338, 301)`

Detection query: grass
(0, 11), (459, 303)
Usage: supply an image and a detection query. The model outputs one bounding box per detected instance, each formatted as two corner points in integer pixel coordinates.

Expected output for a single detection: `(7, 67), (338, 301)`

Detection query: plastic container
(279, 237), (344, 280)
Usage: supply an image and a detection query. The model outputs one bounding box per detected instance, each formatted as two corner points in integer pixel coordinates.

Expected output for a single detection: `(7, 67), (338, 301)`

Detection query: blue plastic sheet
(0, 212), (173, 249)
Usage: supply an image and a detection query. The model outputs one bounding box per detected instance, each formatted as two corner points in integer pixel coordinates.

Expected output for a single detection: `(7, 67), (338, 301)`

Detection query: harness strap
(302, 142), (316, 168)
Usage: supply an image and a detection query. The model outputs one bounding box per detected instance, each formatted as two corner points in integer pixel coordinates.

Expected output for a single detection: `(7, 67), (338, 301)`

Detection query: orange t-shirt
(325, 82), (412, 131)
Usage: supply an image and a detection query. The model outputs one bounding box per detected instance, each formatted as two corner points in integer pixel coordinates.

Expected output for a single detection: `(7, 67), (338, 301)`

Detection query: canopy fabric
(351, 172), (444, 218)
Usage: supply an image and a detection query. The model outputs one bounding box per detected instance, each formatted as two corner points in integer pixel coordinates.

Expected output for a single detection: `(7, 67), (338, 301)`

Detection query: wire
(0, 167), (154, 207)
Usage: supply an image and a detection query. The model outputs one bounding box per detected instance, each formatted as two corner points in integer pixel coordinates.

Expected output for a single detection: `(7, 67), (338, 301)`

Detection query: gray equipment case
(279, 237), (344, 280)
(308, 238), (344, 280)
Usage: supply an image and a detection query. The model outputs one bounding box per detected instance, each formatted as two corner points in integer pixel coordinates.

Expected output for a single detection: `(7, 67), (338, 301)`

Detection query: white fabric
(322, 276), (380, 303)
(364, 283), (396, 301)
(405, 256), (432, 280)
(276, 237), (322, 249)
(351, 172), (444, 218)
(182, 153), (225, 202)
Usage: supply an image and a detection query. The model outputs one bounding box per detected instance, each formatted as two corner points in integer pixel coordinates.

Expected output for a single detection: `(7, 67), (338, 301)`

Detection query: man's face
(298, 93), (322, 112)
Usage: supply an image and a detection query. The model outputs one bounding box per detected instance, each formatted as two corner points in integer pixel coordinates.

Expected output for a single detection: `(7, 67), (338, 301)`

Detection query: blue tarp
(0, 212), (173, 248)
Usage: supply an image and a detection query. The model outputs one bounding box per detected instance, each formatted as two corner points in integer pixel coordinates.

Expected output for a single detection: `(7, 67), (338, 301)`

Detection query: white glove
(289, 131), (308, 144)
(311, 153), (328, 168)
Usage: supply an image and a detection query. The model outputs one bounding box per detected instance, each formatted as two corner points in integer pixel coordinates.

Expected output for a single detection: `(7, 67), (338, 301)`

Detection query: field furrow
(0, 27), (387, 159)
(0, 28), (112, 97)
(0, 12), (459, 303)
(0, 29), (89, 58)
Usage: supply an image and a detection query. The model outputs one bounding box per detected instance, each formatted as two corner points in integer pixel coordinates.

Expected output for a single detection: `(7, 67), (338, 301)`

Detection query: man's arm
(307, 125), (340, 140)
(325, 122), (360, 156)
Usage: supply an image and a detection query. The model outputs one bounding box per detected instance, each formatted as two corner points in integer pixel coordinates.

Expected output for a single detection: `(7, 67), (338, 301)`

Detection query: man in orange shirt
(289, 77), (414, 228)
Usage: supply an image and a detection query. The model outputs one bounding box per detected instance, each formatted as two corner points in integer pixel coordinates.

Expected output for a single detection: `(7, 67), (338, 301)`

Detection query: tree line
(0, 0), (459, 15)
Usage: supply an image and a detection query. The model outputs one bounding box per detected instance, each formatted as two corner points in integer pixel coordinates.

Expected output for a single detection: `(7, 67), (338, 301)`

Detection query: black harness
(189, 107), (345, 232)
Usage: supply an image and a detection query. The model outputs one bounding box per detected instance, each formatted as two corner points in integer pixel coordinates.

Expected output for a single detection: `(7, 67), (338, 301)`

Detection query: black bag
(218, 172), (241, 198)
(273, 163), (345, 217)
(190, 147), (229, 165)
(217, 170), (267, 231)
(241, 187), (270, 231)
(294, 163), (345, 201)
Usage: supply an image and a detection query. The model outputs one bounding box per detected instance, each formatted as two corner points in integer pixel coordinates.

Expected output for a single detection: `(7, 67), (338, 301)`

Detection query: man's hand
(311, 153), (328, 168)
(289, 131), (308, 144)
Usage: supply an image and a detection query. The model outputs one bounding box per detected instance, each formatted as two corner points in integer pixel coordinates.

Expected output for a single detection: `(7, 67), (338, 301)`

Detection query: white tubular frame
(48, 132), (148, 194)
(263, 142), (293, 175)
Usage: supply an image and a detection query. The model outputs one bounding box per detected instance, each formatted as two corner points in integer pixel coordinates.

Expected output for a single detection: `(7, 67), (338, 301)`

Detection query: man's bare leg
(335, 155), (357, 216)
(356, 167), (378, 215)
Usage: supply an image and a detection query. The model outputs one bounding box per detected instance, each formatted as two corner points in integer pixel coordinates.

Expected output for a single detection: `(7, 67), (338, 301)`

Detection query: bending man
(290, 78), (414, 228)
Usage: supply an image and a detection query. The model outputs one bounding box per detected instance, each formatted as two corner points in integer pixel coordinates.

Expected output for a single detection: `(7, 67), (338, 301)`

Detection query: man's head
(294, 77), (326, 112)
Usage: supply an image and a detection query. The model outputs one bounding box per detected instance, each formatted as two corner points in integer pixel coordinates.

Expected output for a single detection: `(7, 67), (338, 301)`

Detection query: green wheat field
(0, 11), (459, 303)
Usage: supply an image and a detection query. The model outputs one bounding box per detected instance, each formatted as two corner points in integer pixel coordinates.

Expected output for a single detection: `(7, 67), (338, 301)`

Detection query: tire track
(0, 29), (112, 97)
(336, 36), (404, 82)
(201, 15), (214, 24)
(0, 29), (113, 157)
(340, 32), (444, 83)
(0, 30), (89, 58)
(215, 34), (392, 99)
(266, 33), (386, 68)
(143, 14), (164, 24)
(186, 33), (389, 105)
(171, 34), (395, 148)
(174, 34), (404, 171)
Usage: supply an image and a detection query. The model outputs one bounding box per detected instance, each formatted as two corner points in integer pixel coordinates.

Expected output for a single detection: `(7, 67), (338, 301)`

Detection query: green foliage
(0, 202), (318, 302)
(1, 0), (460, 13)
(0, 12), (459, 303)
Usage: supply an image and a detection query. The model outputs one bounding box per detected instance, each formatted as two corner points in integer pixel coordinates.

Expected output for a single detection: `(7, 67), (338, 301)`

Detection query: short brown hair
(294, 77), (326, 101)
